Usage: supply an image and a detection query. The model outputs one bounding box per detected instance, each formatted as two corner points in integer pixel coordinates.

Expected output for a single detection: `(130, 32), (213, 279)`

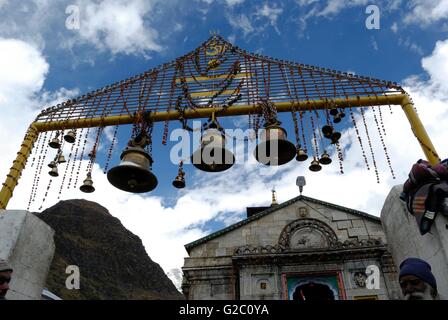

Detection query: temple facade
(182, 195), (401, 300)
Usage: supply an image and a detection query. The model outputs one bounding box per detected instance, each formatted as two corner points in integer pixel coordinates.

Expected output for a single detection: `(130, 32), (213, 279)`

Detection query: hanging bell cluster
(329, 107), (345, 124)
(191, 118), (235, 172)
(254, 123), (296, 166)
(107, 134), (158, 193)
(322, 125), (341, 145)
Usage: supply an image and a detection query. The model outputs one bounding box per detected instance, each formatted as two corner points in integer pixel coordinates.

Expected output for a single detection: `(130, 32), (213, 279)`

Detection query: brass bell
(322, 125), (334, 139)
(107, 144), (158, 193)
(80, 173), (95, 193)
(172, 171), (186, 189)
(254, 124), (296, 166)
(331, 131), (341, 144)
(309, 158), (322, 172)
(295, 147), (308, 162)
(333, 113), (342, 123)
(319, 151), (332, 165)
(49, 136), (61, 149)
(64, 130), (76, 143)
(48, 166), (59, 177)
(329, 108), (338, 116)
(57, 153), (66, 164)
(191, 123), (235, 172)
(48, 160), (57, 168)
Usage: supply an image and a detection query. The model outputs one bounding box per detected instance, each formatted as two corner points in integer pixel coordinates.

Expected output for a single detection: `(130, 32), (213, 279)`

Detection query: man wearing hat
(0, 259), (13, 300)
(399, 257), (439, 300)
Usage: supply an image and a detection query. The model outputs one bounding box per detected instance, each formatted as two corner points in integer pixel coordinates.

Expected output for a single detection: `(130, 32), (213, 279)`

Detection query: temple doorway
(292, 281), (335, 300)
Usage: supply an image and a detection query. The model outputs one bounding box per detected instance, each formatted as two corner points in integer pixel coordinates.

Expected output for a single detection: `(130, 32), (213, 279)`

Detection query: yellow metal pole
(33, 94), (406, 132)
(0, 93), (439, 210)
(0, 124), (39, 210)
(401, 95), (440, 165)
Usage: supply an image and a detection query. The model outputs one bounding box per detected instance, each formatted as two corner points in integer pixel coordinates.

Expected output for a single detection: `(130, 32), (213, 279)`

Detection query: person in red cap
(0, 259), (13, 300)
(399, 257), (439, 300)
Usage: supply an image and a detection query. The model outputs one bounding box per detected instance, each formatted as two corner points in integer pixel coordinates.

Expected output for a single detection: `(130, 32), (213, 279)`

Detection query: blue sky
(1, 0), (448, 289)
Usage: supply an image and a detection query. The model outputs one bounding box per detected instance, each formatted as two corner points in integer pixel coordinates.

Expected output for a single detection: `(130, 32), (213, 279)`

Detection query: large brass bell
(48, 166), (59, 177)
(172, 169), (186, 189)
(322, 125), (334, 139)
(191, 122), (235, 172)
(319, 151), (332, 165)
(331, 131), (341, 144)
(80, 173), (95, 193)
(295, 147), (308, 162)
(107, 143), (158, 193)
(254, 124), (296, 166)
(64, 130), (76, 143)
(309, 157), (322, 172)
(49, 136), (61, 149)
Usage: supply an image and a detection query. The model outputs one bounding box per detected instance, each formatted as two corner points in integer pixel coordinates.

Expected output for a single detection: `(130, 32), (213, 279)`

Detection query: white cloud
(226, 0), (245, 6)
(391, 22), (398, 33)
(404, 0), (448, 25)
(227, 13), (254, 36)
(317, 0), (368, 17)
(72, 0), (162, 56)
(255, 3), (283, 34)
(421, 39), (448, 94)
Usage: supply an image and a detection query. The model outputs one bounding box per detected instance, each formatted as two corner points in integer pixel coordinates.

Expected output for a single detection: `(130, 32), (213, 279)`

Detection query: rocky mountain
(34, 199), (184, 300)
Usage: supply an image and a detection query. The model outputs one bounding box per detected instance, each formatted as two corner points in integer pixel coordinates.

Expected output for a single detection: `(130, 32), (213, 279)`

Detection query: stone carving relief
(353, 271), (367, 288)
(278, 218), (338, 250)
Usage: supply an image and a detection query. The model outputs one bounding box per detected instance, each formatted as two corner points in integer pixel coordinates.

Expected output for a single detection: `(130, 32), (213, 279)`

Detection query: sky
(1, 0), (448, 291)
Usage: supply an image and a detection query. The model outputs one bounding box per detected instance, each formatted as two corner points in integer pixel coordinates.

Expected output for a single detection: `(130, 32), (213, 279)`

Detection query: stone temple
(181, 193), (401, 300)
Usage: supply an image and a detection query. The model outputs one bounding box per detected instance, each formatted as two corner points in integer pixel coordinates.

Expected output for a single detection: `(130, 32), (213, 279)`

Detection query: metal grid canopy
(35, 35), (405, 124)
(0, 35), (440, 210)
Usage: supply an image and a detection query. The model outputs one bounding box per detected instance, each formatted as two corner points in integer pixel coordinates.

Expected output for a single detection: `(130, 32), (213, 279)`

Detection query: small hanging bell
(64, 130), (76, 143)
(319, 151), (332, 165)
(48, 166), (59, 177)
(322, 125), (334, 139)
(339, 110), (346, 118)
(329, 108), (338, 116)
(48, 160), (57, 169)
(295, 147), (308, 162)
(309, 158), (322, 172)
(80, 173), (95, 193)
(172, 171), (186, 189)
(333, 113), (342, 123)
(331, 131), (342, 144)
(57, 153), (66, 164)
(49, 136), (61, 149)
